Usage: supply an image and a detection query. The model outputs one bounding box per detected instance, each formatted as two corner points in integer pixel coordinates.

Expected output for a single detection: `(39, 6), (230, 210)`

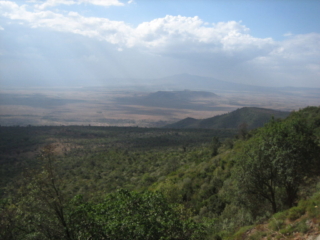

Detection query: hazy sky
(0, 0), (320, 88)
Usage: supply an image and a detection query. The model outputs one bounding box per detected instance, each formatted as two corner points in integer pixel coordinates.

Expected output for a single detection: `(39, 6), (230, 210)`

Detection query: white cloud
(0, 25), (4, 30)
(133, 16), (275, 63)
(80, 0), (124, 7)
(1, 1), (319, 87)
(35, 0), (75, 10)
(242, 33), (320, 86)
(0, 2), (131, 42)
(33, 0), (124, 9)
(252, 33), (320, 69)
(0, 3), (276, 62)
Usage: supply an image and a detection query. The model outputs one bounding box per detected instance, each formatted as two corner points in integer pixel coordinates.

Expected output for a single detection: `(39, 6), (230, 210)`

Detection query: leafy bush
(288, 206), (306, 221)
(70, 189), (206, 240)
(295, 220), (309, 233)
(232, 225), (253, 240)
(268, 218), (285, 231)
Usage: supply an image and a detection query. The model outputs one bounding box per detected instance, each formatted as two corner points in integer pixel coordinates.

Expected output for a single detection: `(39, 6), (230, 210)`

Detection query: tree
(234, 117), (320, 213)
(12, 144), (74, 240)
(211, 137), (221, 157)
(237, 122), (248, 140)
(70, 189), (205, 240)
(3, 144), (205, 239)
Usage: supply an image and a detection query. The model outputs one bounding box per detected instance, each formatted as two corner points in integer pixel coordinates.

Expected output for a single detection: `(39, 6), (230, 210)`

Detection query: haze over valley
(1, 1), (320, 127)
(1, 74), (319, 127)
(1, 1), (320, 239)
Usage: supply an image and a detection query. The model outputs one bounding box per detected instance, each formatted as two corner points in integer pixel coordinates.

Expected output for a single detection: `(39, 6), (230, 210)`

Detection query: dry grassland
(0, 87), (319, 127)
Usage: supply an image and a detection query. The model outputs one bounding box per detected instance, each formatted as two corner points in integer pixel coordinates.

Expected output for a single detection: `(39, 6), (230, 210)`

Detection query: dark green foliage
(287, 205), (306, 221)
(237, 122), (248, 140)
(211, 137), (221, 157)
(1, 106), (320, 239)
(222, 138), (234, 150)
(232, 115), (320, 214)
(70, 190), (205, 240)
(268, 211), (288, 231)
(1, 147), (205, 240)
(0, 126), (236, 197)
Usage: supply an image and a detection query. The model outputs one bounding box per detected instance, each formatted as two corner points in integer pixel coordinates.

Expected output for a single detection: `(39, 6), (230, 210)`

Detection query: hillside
(0, 106), (319, 240)
(164, 107), (290, 129)
(0, 126), (237, 196)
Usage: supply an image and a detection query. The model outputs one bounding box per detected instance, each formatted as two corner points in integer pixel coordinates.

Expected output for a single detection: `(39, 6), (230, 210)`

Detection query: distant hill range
(107, 73), (274, 92)
(116, 90), (220, 110)
(144, 90), (218, 100)
(163, 107), (290, 129)
(154, 74), (273, 92)
(106, 73), (320, 94)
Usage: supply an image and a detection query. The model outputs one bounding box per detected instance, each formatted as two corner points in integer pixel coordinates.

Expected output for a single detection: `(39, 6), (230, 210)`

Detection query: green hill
(164, 107), (290, 129)
(1, 106), (319, 240)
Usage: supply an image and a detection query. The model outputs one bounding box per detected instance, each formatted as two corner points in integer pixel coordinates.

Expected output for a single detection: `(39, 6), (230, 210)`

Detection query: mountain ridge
(104, 73), (320, 92)
(163, 107), (291, 129)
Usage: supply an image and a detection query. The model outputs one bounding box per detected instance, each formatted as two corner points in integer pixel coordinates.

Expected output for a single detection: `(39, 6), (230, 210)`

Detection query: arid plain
(1, 86), (319, 127)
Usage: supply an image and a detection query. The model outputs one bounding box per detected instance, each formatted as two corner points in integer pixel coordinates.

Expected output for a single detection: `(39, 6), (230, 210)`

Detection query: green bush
(294, 220), (309, 233)
(268, 218), (285, 231)
(70, 189), (206, 240)
(306, 192), (320, 218)
(279, 224), (294, 235)
(288, 206), (306, 221)
(248, 231), (267, 240)
(232, 225), (253, 240)
(273, 211), (289, 221)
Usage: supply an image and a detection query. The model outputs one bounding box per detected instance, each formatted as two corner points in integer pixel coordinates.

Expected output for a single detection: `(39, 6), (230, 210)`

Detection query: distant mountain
(144, 90), (218, 101)
(107, 74), (277, 92)
(115, 90), (220, 110)
(155, 74), (274, 92)
(105, 73), (320, 93)
(163, 107), (290, 129)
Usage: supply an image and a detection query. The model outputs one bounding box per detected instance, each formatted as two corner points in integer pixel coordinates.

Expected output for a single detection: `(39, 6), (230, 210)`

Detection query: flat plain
(0, 87), (319, 127)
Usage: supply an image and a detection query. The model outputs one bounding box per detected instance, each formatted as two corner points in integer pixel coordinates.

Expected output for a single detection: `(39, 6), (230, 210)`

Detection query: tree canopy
(234, 116), (320, 214)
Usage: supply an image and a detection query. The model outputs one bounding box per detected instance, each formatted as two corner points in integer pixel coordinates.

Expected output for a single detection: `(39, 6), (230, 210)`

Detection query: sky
(0, 0), (320, 88)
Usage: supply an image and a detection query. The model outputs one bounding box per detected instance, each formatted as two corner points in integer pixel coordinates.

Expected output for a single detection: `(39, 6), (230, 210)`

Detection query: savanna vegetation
(1, 106), (320, 239)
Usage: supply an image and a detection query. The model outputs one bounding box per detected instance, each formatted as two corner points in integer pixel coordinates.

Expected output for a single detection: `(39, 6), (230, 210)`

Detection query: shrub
(288, 206), (306, 221)
(268, 218), (285, 231)
(295, 220), (309, 233)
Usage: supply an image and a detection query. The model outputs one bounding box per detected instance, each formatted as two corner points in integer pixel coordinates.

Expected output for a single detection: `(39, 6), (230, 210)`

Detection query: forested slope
(1, 106), (320, 239)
